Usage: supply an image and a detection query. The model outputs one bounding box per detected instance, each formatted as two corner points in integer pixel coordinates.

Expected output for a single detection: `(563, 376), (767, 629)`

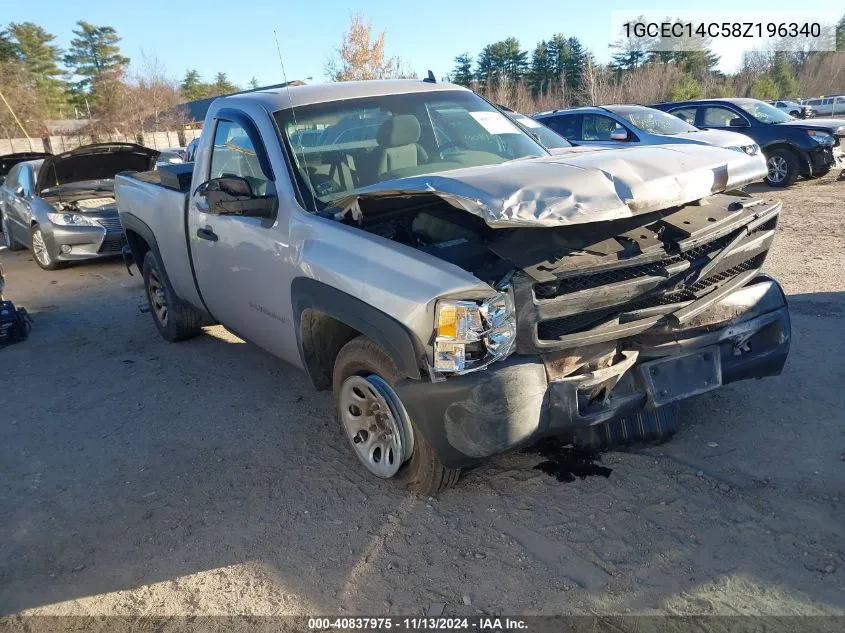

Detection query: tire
(141, 250), (203, 342)
(789, 110), (800, 117)
(2, 213), (25, 251)
(30, 225), (67, 270)
(332, 336), (460, 495)
(765, 149), (800, 187)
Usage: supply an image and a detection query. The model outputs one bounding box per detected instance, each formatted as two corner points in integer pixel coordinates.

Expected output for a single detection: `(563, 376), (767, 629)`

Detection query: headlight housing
(806, 130), (834, 144)
(728, 144), (759, 156)
(47, 212), (97, 226)
(433, 292), (516, 374)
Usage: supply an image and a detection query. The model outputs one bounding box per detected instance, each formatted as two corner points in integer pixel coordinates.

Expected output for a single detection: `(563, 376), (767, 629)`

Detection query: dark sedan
(0, 143), (159, 270)
(652, 98), (844, 187)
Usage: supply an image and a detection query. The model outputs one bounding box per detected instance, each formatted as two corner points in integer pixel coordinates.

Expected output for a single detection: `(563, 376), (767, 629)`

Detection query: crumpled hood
(335, 144), (768, 228)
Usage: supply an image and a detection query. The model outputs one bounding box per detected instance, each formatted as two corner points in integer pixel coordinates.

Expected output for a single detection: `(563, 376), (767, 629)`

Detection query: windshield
(507, 113), (571, 149)
(609, 106), (698, 135)
(274, 90), (548, 210)
(735, 99), (793, 124)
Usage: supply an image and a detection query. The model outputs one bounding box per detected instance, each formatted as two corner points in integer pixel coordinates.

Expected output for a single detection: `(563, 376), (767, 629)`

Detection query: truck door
(187, 115), (294, 359)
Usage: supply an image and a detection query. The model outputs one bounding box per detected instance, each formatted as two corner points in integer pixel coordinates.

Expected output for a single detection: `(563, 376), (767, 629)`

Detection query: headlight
(433, 292), (516, 374)
(728, 144), (759, 156)
(806, 130), (834, 144)
(47, 212), (97, 226)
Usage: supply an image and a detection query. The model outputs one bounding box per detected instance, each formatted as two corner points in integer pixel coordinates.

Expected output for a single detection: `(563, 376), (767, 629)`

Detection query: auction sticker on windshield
(469, 111), (520, 135)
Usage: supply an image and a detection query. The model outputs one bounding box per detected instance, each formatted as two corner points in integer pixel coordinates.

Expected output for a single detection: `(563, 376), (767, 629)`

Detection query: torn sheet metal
(333, 144), (768, 228)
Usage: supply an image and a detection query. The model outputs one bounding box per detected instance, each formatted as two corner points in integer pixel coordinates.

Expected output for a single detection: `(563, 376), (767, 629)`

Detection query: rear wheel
(2, 214), (24, 251)
(30, 225), (67, 270)
(765, 149), (800, 187)
(332, 336), (460, 495)
(142, 250), (203, 342)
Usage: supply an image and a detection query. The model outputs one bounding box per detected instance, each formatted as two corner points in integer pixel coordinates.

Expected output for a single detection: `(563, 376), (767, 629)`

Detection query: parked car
(155, 148), (187, 169)
(185, 138), (200, 162)
(0, 143), (159, 269)
(533, 105), (760, 157)
(497, 107), (573, 151)
(115, 80), (787, 494)
(800, 95), (845, 118)
(653, 98), (845, 187)
(0, 151), (51, 186)
(768, 100), (814, 119)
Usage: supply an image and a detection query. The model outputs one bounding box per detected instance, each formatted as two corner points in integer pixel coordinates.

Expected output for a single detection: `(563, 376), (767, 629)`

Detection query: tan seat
(375, 115), (428, 176)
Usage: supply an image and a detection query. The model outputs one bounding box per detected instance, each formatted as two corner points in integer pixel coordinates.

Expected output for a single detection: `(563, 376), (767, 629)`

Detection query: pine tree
(64, 21), (130, 91)
(8, 22), (67, 116)
(0, 29), (18, 62)
(529, 41), (553, 95)
(564, 37), (586, 91)
(210, 72), (238, 96)
(181, 69), (207, 100)
(771, 53), (797, 98)
(451, 54), (473, 87)
(248, 76), (259, 90)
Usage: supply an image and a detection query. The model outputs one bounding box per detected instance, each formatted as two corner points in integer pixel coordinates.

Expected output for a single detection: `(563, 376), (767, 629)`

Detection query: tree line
(0, 20), (250, 140)
(446, 15), (845, 113)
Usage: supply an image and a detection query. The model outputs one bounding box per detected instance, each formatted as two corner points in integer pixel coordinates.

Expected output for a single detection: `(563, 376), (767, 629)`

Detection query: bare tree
(0, 61), (49, 142)
(326, 14), (409, 81)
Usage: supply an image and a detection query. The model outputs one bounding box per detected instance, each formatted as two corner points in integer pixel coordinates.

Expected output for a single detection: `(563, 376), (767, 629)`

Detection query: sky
(4, 0), (844, 90)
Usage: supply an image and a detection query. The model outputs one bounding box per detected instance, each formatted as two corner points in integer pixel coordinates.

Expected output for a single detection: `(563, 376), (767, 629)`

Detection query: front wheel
(765, 149), (800, 187)
(332, 336), (460, 495)
(30, 225), (67, 270)
(141, 250), (203, 342)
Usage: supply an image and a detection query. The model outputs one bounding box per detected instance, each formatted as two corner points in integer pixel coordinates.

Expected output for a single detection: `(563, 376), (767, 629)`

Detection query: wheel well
(763, 143), (809, 173)
(124, 229), (151, 270)
(300, 308), (362, 391)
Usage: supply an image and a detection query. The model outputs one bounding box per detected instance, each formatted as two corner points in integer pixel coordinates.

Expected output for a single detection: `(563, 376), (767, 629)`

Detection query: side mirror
(197, 176), (276, 219)
(13, 185), (24, 197)
(610, 129), (629, 141)
(729, 117), (749, 128)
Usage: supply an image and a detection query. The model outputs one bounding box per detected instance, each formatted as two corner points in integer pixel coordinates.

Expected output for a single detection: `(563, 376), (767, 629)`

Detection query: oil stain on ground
(525, 438), (612, 482)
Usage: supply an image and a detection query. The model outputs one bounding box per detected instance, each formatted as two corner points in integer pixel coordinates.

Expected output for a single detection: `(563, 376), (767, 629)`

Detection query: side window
(4, 164), (21, 190)
(670, 107), (698, 125)
(701, 107), (740, 127)
(19, 165), (33, 196)
(581, 114), (625, 141)
(209, 119), (271, 196)
(543, 115), (581, 141)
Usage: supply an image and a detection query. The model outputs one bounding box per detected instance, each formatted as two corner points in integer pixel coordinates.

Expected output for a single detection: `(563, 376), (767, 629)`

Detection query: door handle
(196, 226), (218, 242)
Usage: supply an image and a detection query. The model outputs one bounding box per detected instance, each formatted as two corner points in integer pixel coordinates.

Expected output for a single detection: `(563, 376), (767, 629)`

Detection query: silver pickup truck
(115, 80), (790, 494)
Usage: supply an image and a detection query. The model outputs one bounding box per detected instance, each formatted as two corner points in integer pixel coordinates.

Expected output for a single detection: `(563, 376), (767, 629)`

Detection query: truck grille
(513, 209), (779, 353)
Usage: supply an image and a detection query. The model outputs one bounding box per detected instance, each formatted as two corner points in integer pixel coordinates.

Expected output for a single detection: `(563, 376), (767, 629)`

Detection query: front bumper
(397, 276), (790, 469)
(43, 224), (127, 261)
(807, 144), (836, 175)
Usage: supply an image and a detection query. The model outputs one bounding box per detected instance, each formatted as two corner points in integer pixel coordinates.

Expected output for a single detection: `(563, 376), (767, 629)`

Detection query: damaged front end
(388, 190), (789, 468)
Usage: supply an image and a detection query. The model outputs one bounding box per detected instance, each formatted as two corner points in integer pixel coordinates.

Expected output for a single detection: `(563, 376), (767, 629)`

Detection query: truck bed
(115, 169), (201, 308)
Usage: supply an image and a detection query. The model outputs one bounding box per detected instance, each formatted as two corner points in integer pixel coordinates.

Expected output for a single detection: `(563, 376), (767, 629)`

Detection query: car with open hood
(115, 80), (789, 494)
(0, 151), (51, 186)
(652, 98), (845, 187)
(0, 143), (158, 269)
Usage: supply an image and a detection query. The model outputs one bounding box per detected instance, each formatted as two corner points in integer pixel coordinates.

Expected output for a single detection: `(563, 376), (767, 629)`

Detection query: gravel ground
(1, 173), (843, 617)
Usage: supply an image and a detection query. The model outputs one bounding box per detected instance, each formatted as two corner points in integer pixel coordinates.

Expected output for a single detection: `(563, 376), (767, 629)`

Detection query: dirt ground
(1, 172), (844, 618)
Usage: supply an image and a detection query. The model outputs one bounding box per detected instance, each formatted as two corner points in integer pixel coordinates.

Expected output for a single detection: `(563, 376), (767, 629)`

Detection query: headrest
(377, 115), (421, 148)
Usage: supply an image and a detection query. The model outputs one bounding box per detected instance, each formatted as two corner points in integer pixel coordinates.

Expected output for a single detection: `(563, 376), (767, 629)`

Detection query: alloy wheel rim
(32, 229), (50, 265)
(147, 270), (168, 326)
(339, 374), (412, 478)
(767, 156), (787, 183)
